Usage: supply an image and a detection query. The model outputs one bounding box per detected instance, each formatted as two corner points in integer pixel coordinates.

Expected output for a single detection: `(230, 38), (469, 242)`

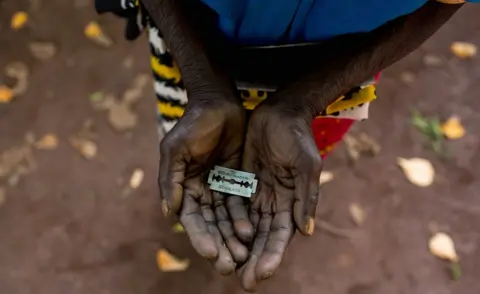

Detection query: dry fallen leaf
(0, 143), (36, 186)
(11, 12), (28, 30)
(90, 93), (116, 111)
(315, 219), (360, 240)
(108, 103), (137, 131)
(429, 232), (458, 262)
(6, 62), (29, 96)
(24, 132), (36, 145)
(423, 54), (443, 66)
(84, 22), (113, 47)
(0, 86), (14, 103)
(349, 203), (366, 226)
(156, 249), (190, 272)
(397, 157), (435, 187)
(70, 138), (97, 159)
(451, 42), (477, 59)
(344, 133), (381, 162)
(172, 223), (185, 233)
(34, 133), (59, 150)
(0, 187), (6, 207)
(129, 168), (144, 189)
(29, 42), (57, 61)
(84, 22), (101, 37)
(319, 171), (334, 185)
(123, 56), (134, 68)
(400, 71), (416, 84)
(122, 74), (150, 104)
(441, 116), (465, 140)
(358, 133), (381, 154)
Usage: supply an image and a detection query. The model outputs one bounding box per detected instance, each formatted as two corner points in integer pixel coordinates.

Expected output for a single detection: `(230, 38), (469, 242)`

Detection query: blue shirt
(200, 0), (479, 45)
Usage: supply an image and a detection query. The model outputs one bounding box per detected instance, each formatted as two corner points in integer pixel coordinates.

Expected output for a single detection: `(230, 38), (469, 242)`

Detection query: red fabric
(311, 72), (380, 158)
(312, 117), (354, 158)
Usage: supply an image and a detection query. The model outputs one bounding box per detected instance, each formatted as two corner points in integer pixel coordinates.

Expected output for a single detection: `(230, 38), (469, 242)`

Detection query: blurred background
(1, 1), (480, 293)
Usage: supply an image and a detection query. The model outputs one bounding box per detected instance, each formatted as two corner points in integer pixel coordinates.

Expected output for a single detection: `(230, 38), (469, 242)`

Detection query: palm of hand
(238, 106), (322, 291)
(159, 102), (253, 274)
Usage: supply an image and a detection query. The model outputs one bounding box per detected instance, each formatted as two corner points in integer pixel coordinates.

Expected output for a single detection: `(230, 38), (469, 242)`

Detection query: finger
(249, 175), (271, 236)
(159, 134), (186, 216)
(202, 204), (236, 275)
(213, 193), (249, 264)
(240, 212), (272, 292)
(179, 194), (218, 260)
(292, 136), (322, 236)
(249, 209), (260, 234)
(226, 196), (254, 243)
(236, 255), (258, 293)
(255, 211), (294, 281)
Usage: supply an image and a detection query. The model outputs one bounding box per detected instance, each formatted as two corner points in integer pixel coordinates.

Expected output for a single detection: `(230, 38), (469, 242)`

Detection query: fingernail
(261, 271), (273, 280)
(161, 199), (170, 217)
(305, 217), (315, 235)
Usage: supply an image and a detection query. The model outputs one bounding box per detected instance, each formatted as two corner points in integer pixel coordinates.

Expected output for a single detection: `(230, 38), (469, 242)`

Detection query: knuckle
(159, 128), (185, 155)
(213, 199), (224, 208)
(257, 230), (269, 239)
(205, 220), (217, 228)
(217, 221), (234, 236)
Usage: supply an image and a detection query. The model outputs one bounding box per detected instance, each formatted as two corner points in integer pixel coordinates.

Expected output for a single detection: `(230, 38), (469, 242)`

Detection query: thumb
(292, 132), (322, 236)
(158, 133), (186, 216)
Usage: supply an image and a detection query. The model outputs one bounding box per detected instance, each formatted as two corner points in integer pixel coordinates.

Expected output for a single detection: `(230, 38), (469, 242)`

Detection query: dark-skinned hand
(237, 102), (322, 292)
(159, 95), (254, 275)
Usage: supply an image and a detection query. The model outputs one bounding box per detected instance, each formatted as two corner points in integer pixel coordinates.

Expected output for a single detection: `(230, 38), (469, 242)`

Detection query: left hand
(159, 96), (253, 274)
(237, 101), (323, 291)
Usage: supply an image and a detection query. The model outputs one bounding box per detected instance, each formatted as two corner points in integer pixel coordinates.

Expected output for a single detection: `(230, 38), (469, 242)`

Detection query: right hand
(159, 94), (254, 274)
(237, 101), (323, 291)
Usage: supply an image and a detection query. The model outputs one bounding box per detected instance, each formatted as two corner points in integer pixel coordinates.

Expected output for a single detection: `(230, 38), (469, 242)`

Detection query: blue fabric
(200, 0), (479, 45)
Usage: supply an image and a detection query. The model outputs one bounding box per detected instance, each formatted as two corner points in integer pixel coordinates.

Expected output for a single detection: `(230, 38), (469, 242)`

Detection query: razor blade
(208, 166), (257, 198)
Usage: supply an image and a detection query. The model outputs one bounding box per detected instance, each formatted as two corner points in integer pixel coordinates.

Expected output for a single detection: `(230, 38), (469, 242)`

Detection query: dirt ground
(1, 1), (480, 294)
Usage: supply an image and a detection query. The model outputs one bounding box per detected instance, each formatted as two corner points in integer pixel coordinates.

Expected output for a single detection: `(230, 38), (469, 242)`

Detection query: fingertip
(234, 219), (254, 243)
(256, 248), (287, 282)
(191, 235), (218, 260)
(258, 270), (274, 281)
(214, 255), (236, 276)
(306, 217), (315, 236)
(255, 255), (278, 280)
(234, 244), (249, 265)
(161, 199), (170, 217)
(296, 217), (315, 237)
(160, 184), (183, 216)
(240, 256), (259, 292)
(293, 201), (306, 233)
(225, 239), (249, 264)
(293, 200), (316, 236)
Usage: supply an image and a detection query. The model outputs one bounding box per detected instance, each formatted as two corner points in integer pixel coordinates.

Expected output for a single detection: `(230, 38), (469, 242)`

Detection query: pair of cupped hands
(159, 82), (323, 291)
